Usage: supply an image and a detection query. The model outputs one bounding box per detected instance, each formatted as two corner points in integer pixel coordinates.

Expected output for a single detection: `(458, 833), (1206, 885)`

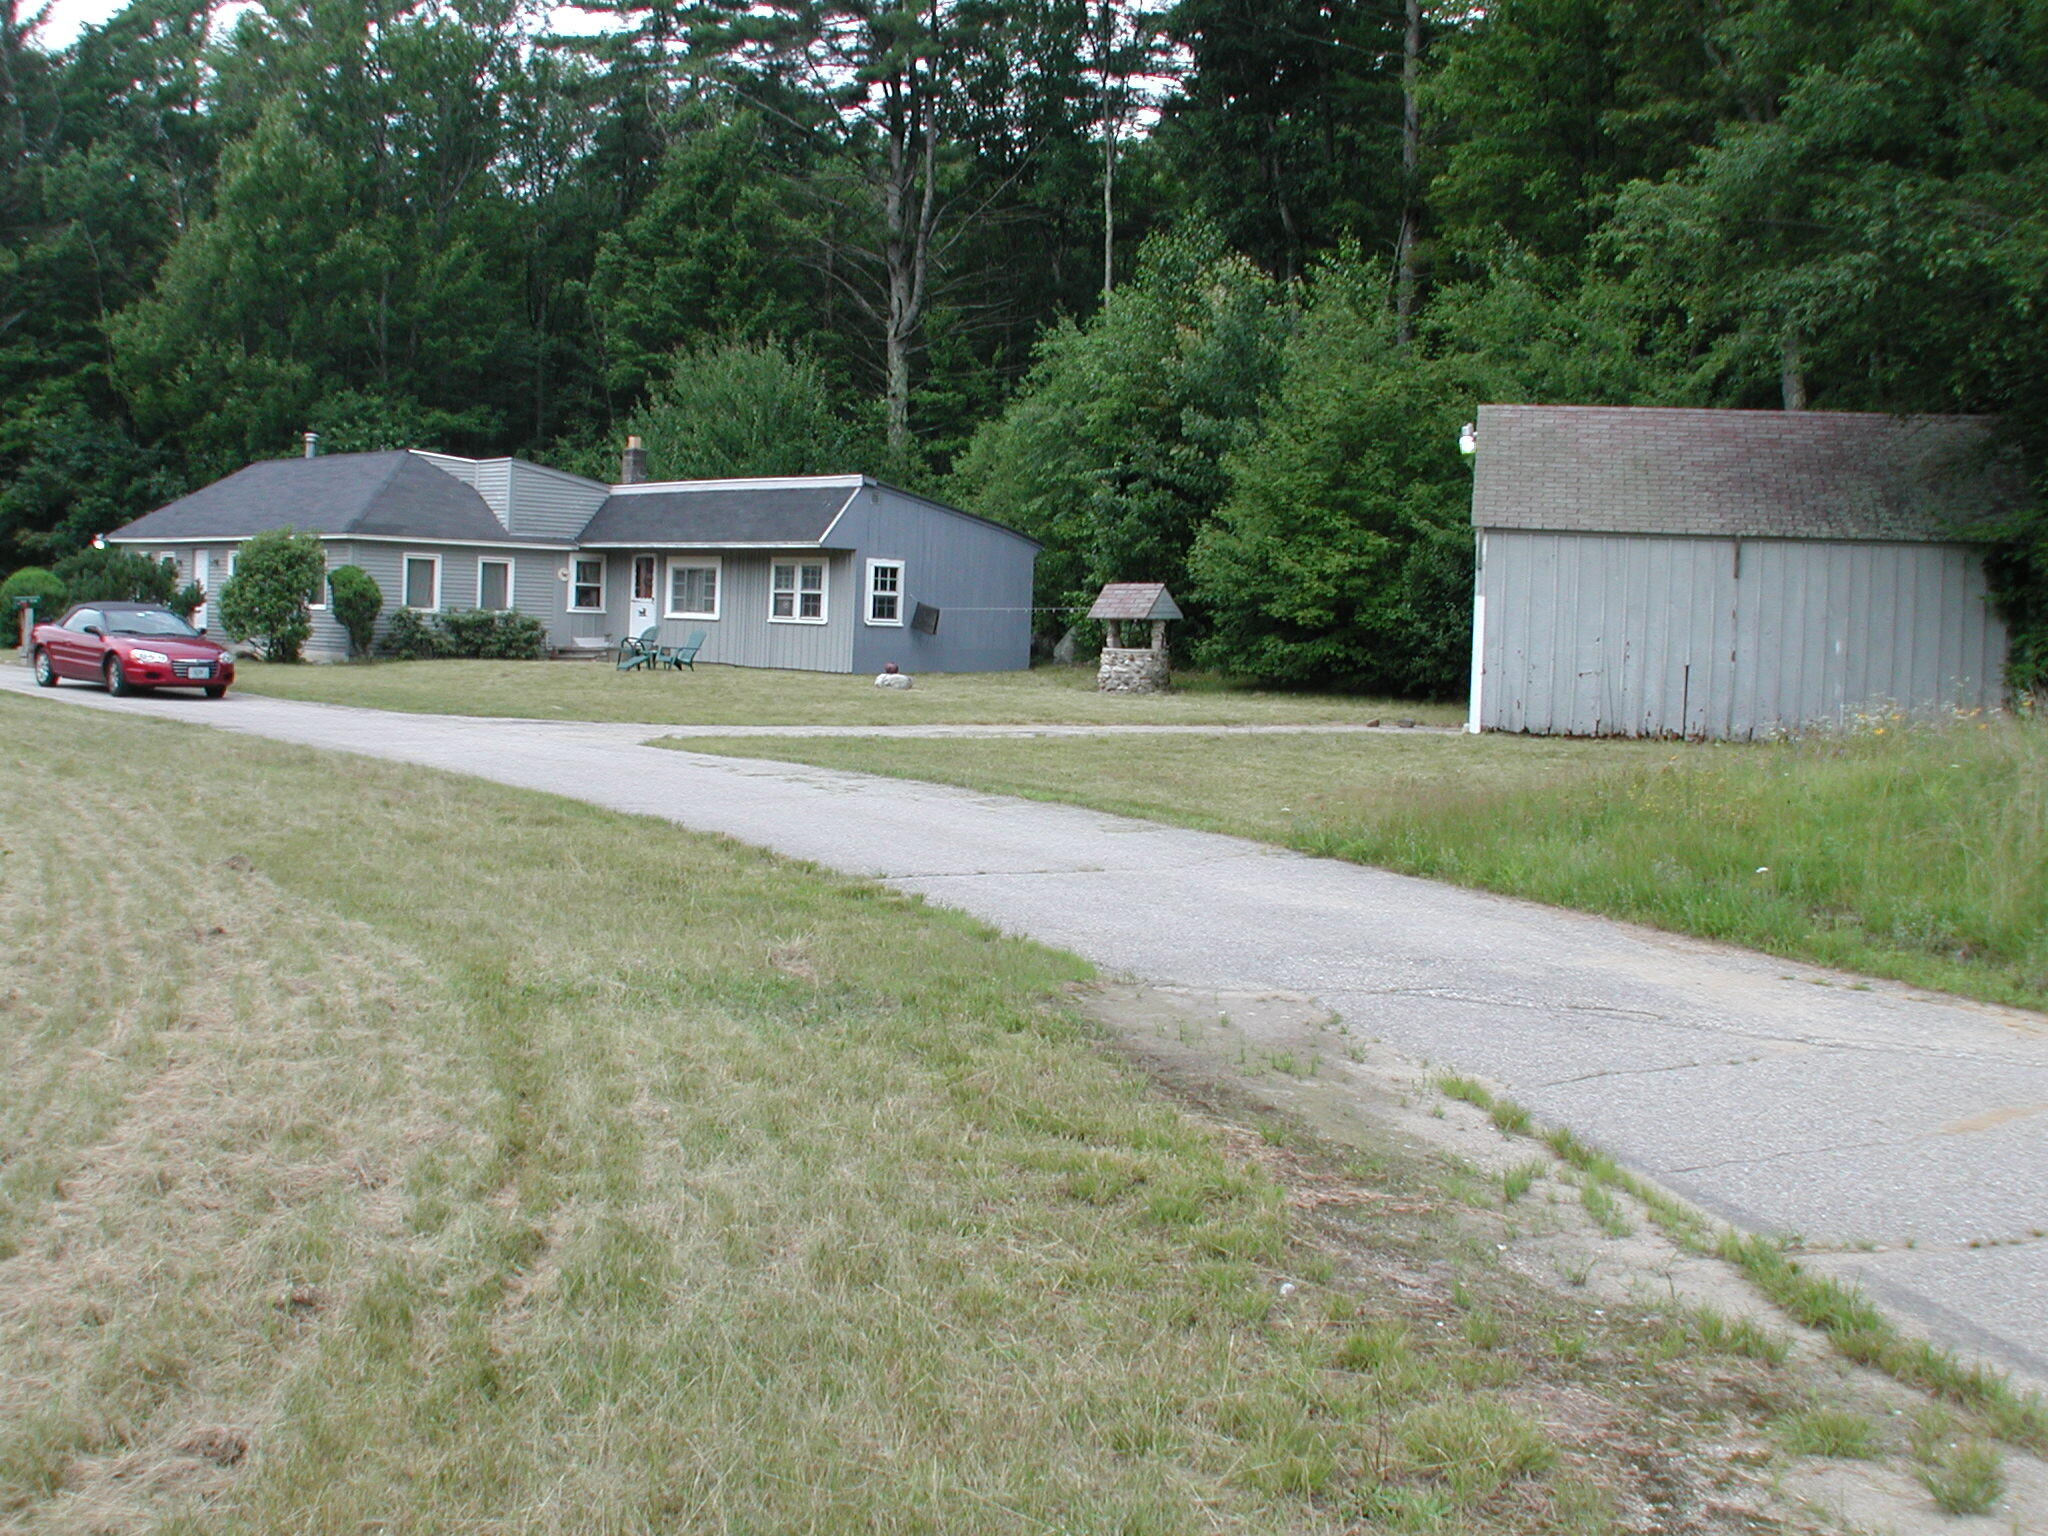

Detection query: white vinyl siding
(666, 557), (720, 620)
(865, 559), (903, 625)
(478, 558), (513, 610)
(570, 557), (605, 612)
(403, 554), (441, 611)
(770, 560), (827, 623)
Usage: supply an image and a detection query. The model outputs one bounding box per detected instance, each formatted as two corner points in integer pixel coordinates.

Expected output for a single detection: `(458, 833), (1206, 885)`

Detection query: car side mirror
(82, 625), (103, 637)
(197, 627), (209, 638)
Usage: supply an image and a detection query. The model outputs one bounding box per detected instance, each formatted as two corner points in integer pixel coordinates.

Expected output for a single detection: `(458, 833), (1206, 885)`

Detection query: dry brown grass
(4, 695), (1998, 1534)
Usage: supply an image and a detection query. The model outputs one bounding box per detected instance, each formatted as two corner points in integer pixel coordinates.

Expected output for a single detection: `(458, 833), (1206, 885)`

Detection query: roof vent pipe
(621, 434), (648, 485)
(304, 431), (320, 458)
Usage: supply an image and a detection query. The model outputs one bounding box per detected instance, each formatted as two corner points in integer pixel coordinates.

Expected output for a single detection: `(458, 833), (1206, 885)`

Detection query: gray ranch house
(106, 442), (1040, 672)
(1467, 405), (2021, 738)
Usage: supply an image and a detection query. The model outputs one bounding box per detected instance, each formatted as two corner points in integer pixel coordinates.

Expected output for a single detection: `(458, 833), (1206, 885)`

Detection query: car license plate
(189, 664), (212, 679)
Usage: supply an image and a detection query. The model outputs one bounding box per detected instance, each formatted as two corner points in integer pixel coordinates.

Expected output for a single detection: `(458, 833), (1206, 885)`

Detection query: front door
(629, 555), (657, 634)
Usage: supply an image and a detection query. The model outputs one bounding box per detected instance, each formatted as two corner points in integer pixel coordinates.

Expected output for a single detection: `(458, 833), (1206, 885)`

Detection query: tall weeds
(1314, 717), (2048, 1008)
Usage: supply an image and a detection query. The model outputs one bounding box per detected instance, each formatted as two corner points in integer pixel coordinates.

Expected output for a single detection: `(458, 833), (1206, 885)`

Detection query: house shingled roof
(107, 451), (548, 546)
(1087, 583), (1183, 622)
(577, 482), (862, 547)
(1471, 405), (2026, 542)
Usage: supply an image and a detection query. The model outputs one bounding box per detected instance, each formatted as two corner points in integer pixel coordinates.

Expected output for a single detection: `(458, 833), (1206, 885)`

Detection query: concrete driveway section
(10, 671), (2047, 1391)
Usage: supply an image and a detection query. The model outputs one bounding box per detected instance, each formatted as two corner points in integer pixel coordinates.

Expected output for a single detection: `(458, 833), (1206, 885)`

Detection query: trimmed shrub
(1, 567), (69, 638)
(438, 608), (545, 659)
(51, 547), (178, 606)
(379, 607), (545, 661)
(168, 582), (205, 621)
(218, 528), (326, 662)
(380, 606), (448, 661)
(327, 565), (383, 658)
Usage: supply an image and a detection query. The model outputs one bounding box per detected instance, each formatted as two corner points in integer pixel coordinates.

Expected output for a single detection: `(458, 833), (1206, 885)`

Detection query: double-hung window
(403, 554), (441, 611)
(865, 559), (904, 626)
(570, 557), (605, 612)
(666, 557), (720, 620)
(478, 558), (513, 610)
(770, 560), (826, 623)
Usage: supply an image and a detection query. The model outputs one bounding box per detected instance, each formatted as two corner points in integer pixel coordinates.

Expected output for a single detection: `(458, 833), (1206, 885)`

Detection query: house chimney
(304, 431), (320, 458)
(621, 434), (648, 485)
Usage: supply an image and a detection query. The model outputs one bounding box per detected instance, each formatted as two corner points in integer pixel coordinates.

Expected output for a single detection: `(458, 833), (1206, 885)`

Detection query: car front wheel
(204, 683), (227, 698)
(32, 649), (58, 687)
(105, 656), (135, 696)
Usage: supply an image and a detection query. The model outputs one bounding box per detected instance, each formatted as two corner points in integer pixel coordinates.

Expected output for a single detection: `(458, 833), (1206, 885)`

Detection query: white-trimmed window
(770, 560), (827, 623)
(865, 559), (904, 626)
(666, 556), (720, 620)
(632, 554), (656, 603)
(403, 553), (442, 611)
(478, 557), (514, 610)
(570, 556), (605, 612)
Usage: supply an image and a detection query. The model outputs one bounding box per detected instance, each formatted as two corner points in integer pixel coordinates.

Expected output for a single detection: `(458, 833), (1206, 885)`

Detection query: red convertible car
(29, 602), (236, 697)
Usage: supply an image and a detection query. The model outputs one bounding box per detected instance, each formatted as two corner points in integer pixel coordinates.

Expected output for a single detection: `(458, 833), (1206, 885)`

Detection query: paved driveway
(9, 670), (2046, 1391)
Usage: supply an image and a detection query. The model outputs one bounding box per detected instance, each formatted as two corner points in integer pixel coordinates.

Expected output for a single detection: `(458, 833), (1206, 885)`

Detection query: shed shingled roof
(1088, 583), (1183, 621)
(108, 451), (543, 545)
(1471, 405), (2026, 542)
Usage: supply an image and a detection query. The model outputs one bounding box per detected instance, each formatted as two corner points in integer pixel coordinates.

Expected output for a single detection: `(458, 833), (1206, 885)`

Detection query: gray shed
(1468, 405), (2021, 738)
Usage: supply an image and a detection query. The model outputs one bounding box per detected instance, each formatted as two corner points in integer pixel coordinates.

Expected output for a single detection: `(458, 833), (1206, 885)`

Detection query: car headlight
(130, 648), (169, 664)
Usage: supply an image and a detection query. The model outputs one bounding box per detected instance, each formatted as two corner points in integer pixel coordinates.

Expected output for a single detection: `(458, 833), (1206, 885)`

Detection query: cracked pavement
(9, 668), (2046, 1392)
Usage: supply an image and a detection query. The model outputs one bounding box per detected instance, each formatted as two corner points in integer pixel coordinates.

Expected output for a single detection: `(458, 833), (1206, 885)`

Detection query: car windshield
(106, 610), (201, 638)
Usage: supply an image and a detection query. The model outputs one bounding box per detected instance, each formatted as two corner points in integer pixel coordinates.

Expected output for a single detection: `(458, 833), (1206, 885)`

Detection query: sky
(36, 0), (140, 47)
(31, 0), (616, 49)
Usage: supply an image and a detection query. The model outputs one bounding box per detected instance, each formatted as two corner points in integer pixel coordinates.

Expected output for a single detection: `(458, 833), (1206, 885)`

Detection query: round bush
(1, 568), (69, 638)
(327, 564), (383, 658)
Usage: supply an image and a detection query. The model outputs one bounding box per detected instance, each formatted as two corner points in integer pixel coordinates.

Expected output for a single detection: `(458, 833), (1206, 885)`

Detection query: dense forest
(3, 0), (2045, 695)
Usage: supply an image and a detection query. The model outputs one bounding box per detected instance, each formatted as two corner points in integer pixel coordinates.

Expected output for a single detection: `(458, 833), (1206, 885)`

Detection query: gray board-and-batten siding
(1470, 530), (2007, 739)
(108, 452), (1040, 673)
(581, 481), (1037, 674)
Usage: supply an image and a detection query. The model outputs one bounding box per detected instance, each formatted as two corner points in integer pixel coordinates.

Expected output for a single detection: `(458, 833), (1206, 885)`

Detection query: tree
(680, 0), (1034, 452)
(0, 391), (188, 561)
(950, 223), (1292, 636)
(1188, 257), (1474, 696)
(1152, 0), (1407, 280)
(1596, 0), (2048, 419)
(630, 337), (866, 480)
(217, 527), (324, 661)
(326, 563), (382, 658)
(588, 109), (823, 401)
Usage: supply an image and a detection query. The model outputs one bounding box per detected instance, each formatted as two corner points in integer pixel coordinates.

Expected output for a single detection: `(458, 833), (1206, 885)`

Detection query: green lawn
(670, 718), (2048, 1012)
(4, 693), (1807, 1534)
(228, 655), (1467, 727)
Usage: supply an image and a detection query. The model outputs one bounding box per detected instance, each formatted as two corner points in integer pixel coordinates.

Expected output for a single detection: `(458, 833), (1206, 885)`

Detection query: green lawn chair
(659, 630), (707, 670)
(615, 626), (661, 671)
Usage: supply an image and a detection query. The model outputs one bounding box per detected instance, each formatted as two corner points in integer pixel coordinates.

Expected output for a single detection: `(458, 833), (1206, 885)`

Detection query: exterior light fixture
(1458, 422), (1478, 457)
